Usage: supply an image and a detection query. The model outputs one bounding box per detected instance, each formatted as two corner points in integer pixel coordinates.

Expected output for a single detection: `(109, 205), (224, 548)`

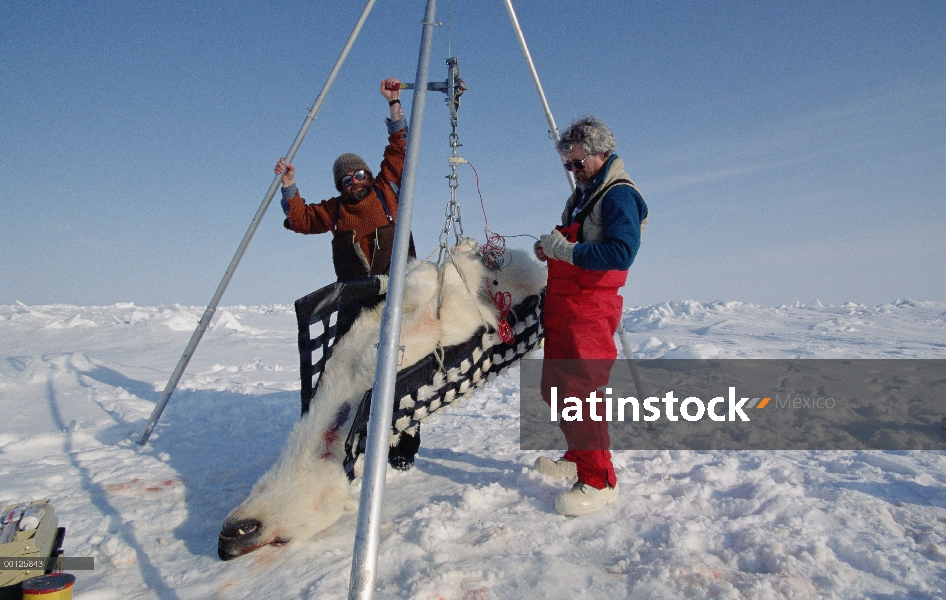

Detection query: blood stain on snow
(105, 478), (180, 496)
(212, 581), (236, 598)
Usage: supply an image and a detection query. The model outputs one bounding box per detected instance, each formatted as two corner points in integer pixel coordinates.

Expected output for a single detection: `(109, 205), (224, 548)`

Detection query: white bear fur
(220, 240), (546, 556)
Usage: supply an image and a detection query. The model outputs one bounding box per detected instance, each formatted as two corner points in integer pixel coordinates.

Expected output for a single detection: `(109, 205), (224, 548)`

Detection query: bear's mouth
(218, 517), (294, 561)
(218, 536), (292, 561)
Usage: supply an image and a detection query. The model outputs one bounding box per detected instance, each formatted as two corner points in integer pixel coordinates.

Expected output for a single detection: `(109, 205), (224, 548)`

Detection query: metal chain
(434, 58), (484, 327)
(439, 113), (466, 253)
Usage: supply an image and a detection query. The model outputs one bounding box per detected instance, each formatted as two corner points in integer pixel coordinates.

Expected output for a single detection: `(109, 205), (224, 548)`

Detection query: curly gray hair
(556, 116), (617, 157)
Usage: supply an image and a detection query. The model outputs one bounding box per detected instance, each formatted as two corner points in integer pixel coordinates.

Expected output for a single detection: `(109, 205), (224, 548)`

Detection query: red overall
(541, 221), (626, 489)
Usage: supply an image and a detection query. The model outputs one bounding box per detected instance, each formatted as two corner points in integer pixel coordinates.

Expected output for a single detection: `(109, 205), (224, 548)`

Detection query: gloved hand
(538, 229), (576, 264)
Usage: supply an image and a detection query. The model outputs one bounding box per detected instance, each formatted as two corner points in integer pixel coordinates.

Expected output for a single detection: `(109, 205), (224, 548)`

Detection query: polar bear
(218, 240), (546, 560)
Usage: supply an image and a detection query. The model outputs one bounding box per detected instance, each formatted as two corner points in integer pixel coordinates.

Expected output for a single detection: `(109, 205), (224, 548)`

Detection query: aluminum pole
(348, 1), (438, 597)
(617, 323), (647, 401)
(502, 0), (575, 191)
(138, 0), (378, 445)
(617, 323), (653, 431)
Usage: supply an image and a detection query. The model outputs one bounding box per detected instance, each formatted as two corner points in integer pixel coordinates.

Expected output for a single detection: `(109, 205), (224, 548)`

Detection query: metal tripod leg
(137, 0), (379, 446)
(617, 321), (654, 431)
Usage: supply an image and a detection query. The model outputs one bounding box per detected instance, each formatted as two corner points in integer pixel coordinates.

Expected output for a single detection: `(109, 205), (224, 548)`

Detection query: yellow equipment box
(0, 500), (59, 588)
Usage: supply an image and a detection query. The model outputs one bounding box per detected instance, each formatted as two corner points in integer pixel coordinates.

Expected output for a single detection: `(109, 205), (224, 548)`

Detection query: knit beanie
(333, 153), (371, 191)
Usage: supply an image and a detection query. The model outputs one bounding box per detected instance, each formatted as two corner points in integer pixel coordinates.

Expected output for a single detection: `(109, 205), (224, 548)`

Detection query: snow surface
(1, 299), (945, 599)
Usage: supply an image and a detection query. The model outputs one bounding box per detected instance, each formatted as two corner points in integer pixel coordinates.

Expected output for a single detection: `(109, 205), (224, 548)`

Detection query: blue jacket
(563, 154), (648, 271)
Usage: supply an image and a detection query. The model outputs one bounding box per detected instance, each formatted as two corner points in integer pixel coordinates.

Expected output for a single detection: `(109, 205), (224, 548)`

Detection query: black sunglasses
(563, 156), (590, 172)
(341, 170), (367, 188)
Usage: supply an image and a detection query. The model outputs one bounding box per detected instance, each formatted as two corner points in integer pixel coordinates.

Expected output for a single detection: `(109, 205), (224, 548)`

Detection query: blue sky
(2, 1), (944, 308)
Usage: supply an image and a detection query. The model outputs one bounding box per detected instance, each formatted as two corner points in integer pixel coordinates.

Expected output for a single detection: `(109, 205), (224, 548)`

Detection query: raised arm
(381, 78), (404, 122)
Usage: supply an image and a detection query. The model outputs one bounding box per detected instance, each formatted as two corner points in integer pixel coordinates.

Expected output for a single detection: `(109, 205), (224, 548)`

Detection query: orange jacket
(285, 126), (407, 264)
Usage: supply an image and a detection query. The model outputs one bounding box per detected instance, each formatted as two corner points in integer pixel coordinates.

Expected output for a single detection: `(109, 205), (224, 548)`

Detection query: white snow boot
(554, 482), (619, 516)
(533, 456), (577, 480)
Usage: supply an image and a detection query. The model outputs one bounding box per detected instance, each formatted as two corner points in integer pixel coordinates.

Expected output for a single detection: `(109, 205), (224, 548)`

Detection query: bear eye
(492, 280), (499, 286)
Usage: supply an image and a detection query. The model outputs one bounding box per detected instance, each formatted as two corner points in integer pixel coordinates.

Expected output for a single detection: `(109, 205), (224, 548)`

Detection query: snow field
(0, 300), (944, 598)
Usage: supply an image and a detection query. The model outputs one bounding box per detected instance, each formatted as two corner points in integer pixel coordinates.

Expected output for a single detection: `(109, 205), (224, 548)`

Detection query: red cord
(493, 290), (514, 344)
(467, 160), (506, 269)
(468, 160), (489, 231)
(468, 160), (513, 344)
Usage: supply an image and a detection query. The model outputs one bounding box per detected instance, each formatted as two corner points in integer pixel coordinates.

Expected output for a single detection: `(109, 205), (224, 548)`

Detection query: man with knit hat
(275, 77), (420, 470)
(276, 77), (415, 282)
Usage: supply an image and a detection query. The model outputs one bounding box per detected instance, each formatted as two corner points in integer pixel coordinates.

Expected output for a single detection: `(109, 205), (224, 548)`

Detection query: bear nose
(219, 518), (261, 541)
(218, 518), (263, 561)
